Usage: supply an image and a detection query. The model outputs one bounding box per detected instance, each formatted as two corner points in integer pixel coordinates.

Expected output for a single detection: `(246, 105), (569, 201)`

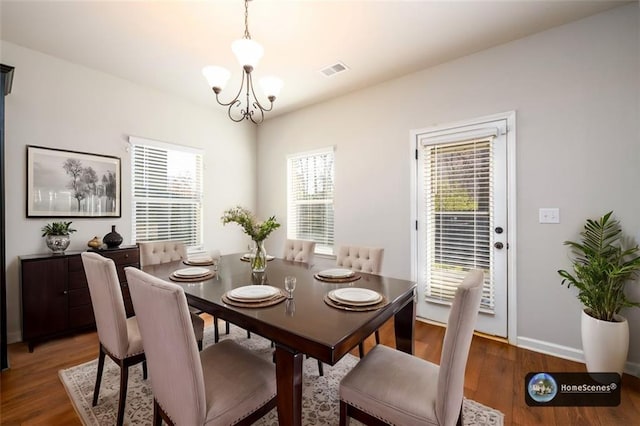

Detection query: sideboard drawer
(103, 248), (139, 266)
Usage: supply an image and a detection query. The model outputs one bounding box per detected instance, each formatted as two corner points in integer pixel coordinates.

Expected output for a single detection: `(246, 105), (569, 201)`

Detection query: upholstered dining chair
(125, 267), (277, 426)
(81, 252), (147, 426)
(336, 245), (384, 275)
(137, 240), (206, 348)
(336, 245), (385, 357)
(283, 239), (316, 264)
(339, 269), (484, 426)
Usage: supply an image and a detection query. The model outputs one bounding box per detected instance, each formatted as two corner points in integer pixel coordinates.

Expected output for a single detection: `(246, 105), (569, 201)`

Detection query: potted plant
(558, 211), (640, 375)
(221, 206), (280, 273)
(41, 221), (77, 254)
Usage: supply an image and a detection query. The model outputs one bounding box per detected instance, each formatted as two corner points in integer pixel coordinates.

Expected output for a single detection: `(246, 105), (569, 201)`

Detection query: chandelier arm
(213, 70), (247, 107)
(245, 72), (254, 118)
(227, 99), (246, 122)
(249, 101), (265, 125)
(247, 72), (274, 113)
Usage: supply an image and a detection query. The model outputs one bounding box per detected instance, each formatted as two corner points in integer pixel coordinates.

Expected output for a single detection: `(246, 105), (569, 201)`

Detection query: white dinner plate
(228, 285), (280, 301)
(330, 288), (382, 305)
(173, 267), (210, 278)
(317, 268), (355, 279)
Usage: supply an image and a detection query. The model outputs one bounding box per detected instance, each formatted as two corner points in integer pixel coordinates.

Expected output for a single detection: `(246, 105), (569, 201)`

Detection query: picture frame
(26, 145), (121, 218)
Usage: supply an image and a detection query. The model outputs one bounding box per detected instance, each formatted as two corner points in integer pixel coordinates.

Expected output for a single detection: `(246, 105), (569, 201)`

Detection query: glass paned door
(416, 119), (508, 337)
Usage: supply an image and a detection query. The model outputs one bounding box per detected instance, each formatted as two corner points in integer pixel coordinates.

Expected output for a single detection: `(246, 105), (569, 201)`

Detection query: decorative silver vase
(46, 234), (70, 254)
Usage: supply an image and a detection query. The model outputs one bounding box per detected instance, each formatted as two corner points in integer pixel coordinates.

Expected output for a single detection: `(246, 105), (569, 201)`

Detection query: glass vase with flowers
(221, 206), (280, 272)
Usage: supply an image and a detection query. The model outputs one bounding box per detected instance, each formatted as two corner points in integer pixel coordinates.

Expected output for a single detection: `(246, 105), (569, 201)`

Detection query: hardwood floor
(1, 316), (638, 425)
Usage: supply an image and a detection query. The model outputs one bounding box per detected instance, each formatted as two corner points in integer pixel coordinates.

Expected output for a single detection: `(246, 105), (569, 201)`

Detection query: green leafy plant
(221, 206), (280, 242)
(41, 221), (77, 237)
(558, 211), (640, 322)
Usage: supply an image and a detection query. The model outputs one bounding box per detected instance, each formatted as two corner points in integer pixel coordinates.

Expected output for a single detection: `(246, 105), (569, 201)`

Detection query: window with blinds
(130, 137), (203, 250)
(422, 137), (495, 312)
(287, 147), (335, 255)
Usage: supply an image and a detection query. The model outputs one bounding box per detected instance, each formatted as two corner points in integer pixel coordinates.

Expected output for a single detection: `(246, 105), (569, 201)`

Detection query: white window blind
(130, 137), (203, 250)
(422, 136), (495, 312)
(287, 147), (335, 255)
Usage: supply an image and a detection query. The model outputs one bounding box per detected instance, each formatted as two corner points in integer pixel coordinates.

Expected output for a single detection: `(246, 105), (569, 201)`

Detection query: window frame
(129, 136), (204, 252)
(286, 146), (335, 256)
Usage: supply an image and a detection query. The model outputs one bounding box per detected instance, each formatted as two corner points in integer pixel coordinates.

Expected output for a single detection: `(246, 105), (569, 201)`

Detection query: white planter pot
(581, 309), (629, 376)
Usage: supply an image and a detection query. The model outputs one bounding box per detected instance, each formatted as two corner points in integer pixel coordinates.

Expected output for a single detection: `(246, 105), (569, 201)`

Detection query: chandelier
(202, 0), (283, 124)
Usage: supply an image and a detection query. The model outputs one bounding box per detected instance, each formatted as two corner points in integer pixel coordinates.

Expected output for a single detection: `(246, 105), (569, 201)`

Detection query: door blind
(287, 147), (335, 255)
(422, 137), (495, 312)
(131, 138), (203, 249)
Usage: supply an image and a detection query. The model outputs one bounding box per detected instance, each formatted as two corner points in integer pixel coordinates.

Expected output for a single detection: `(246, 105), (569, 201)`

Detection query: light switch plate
(539, 208), (560, 224)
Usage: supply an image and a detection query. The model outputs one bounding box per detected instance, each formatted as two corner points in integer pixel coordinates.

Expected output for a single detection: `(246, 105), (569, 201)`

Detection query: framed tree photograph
(26, 145), (121, 218)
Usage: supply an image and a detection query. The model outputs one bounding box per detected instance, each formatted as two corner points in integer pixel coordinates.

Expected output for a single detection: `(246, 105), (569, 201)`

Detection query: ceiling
(0, 0), (628, 120)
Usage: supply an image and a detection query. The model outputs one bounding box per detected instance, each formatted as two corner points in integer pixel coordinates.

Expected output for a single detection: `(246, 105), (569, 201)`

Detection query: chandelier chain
(243, 0), (251, 39)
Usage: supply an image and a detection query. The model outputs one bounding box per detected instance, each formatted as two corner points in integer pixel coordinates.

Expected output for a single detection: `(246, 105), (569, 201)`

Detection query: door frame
(409, 111), (517, 345)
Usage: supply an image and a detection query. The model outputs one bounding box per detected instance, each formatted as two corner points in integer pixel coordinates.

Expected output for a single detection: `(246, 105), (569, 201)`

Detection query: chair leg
(358, 342), (365, 358)
(374, 329), (380, 345)
(317, 360), (324, 377)
(198, 339), (203, 351)
(92, 345), (106, 406)
(225, 320), (230, 334)
(117, 364), (129, 426)
(142, 360), (148, 380)
(339, 400), (350, 426)
(153, 399), (162, 426)
(247, 329), (251, 339)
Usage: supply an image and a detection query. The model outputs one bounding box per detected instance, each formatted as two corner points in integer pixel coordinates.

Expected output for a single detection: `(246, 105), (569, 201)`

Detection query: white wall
(257, 4), (640, 370)
(1, 41), (258, 343)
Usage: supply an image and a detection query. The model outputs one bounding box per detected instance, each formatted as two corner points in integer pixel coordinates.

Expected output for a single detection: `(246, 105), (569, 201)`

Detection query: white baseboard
(517, 336), (639, 378)
(517, 336), (584, 362)
(7, 331), (22, 344)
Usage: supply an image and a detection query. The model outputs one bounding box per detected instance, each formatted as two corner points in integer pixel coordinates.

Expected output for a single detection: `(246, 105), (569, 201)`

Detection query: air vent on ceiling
(320, 61), (349, 78)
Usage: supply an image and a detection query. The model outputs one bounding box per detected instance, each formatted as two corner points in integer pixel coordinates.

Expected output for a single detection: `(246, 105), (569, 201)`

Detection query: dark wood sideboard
(20, 245), (140, 351)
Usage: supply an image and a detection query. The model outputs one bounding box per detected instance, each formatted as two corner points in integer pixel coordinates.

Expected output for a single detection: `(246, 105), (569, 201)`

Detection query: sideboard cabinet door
(21, 257), (69, 350)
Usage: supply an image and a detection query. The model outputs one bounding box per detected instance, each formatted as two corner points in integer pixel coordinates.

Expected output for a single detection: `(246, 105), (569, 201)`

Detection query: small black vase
(103, 225), (123, 248)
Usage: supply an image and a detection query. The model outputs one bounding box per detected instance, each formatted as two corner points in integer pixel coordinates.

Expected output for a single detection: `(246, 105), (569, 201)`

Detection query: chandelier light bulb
(231, 38), (264, 69)
(202, 66), (231, 91)
(259, 76), (284, 99)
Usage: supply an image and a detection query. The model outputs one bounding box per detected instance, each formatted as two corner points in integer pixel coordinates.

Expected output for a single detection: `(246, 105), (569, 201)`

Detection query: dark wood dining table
(142, 253), (416, 426)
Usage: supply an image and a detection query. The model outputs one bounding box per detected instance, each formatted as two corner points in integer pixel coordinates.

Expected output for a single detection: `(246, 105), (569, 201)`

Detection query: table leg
(394, 295), (416, 354)
(274, 344), (304, 426)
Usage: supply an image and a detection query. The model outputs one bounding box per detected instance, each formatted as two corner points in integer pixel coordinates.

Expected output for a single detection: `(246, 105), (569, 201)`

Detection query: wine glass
(284, 276), (297, 299)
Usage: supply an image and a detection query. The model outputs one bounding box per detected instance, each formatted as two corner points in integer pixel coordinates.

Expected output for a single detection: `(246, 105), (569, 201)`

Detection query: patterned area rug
(59, 325), (504, 425)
